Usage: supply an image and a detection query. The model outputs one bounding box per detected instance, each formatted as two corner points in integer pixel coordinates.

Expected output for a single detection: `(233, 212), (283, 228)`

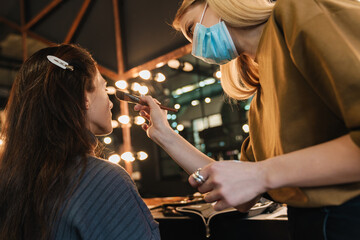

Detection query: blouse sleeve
(276, 0), (360, 147)
(240, 136), (256, 162)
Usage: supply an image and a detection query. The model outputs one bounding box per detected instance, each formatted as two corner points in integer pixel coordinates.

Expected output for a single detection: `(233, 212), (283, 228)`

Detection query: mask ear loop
(199, 3), (208, 24)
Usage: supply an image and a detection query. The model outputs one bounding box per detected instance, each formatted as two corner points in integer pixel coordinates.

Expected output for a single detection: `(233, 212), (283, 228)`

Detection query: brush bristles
(115, 90), (140, 104)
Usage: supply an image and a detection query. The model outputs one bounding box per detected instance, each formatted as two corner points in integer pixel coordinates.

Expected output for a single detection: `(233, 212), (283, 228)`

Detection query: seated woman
(0, 44), (160, 240)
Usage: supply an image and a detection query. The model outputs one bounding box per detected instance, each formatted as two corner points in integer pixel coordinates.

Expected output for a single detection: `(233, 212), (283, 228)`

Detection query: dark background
(0, 0), (250, 197)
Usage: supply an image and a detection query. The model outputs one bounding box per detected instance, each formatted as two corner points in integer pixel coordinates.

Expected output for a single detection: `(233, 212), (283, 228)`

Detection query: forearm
(262, 134), (360, 190)
(134, 96), (215, 174)
(154, 128), (215, 174)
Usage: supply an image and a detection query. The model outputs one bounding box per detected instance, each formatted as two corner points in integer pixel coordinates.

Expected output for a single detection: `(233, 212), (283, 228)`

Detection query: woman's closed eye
(187, 23), (194, 39)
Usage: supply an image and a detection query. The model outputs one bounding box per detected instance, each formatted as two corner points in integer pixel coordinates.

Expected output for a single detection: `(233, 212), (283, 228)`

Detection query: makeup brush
(115, 90), (178, 113)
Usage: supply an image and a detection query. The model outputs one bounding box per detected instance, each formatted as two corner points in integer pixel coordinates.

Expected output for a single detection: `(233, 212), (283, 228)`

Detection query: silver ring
(192, 173), (204, 184)
(192, 168), (205, 184)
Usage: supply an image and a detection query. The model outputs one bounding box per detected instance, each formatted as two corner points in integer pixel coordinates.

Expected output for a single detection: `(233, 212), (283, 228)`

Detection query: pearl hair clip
(47, 55), (74, 71)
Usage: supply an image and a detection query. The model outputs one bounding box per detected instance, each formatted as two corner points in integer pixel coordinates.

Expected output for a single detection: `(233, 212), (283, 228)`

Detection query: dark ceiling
(0, 0), (222, 110)
(0, 0), (190, 81)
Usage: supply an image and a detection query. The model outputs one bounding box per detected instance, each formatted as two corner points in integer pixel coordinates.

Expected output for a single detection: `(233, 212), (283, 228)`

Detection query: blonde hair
(173, 0), (275, 100)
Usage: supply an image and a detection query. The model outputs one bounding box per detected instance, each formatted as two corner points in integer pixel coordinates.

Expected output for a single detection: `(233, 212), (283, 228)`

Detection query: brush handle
(116, 90), (178, 113)
(157, 105), (178, 113)
(139, 100), (178, 113)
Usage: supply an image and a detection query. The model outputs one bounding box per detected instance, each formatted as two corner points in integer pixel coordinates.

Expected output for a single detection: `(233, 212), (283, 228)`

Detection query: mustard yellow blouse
(241, 0), (360, 207)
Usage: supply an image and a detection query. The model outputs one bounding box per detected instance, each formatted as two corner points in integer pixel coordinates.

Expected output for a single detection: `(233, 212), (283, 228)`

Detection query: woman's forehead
(94, 69), (105, 84)
(179, 3), (206, 40)
(180, 3), (205, 27)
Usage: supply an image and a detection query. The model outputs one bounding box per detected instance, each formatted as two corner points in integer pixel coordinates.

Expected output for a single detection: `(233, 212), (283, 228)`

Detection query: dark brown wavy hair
(0, 44), (98, 239)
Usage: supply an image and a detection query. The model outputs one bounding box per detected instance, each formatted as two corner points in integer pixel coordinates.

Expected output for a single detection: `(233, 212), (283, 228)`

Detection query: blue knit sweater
(52, 156), (160, 240)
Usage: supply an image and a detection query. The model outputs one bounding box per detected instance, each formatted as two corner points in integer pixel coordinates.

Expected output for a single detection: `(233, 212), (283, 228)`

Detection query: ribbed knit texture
(52, 156), (160, 240)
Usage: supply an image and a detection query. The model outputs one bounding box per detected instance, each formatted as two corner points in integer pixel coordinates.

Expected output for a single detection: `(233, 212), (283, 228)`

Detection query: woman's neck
(228, 22), (266, 59)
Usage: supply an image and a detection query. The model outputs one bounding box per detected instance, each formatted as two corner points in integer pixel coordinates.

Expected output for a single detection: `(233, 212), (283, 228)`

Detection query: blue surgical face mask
(191, 4), (239, 65)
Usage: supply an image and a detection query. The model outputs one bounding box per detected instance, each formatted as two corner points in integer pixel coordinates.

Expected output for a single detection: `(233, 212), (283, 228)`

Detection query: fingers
(197, 179), (213, 193)
(188, 175), (200, 188)
(142, 123), (149, 131)
(203, 190), (221, 203)
(153, 98), (161, 105)
(188, 167), (209, 188)
(139, 95), (161, 110)
(140, 110), (150, 121)
(213, 200), (231, 211)
(134, 104), (150, 113)
(134, 96), (164, 118)
(134, 103), (142, 111)
(188, 162), (264, 212)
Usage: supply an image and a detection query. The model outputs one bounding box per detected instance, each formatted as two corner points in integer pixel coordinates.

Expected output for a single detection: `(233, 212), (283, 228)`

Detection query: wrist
(258, 160), (276, 192)
(259, 157), (284, 191)
(152, 126), (176, 147)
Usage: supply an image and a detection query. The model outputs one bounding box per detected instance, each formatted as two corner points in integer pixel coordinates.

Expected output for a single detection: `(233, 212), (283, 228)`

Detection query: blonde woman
(135, 0), (360, 238)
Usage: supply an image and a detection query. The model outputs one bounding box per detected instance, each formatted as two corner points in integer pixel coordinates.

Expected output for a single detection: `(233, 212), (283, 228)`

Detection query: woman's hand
(189, 161), (268, 211)
(134, 95), (173, 144)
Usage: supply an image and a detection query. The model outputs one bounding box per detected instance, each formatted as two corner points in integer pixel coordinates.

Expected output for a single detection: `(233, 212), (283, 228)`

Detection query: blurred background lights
(155, 72), (166, 82)
(191, 100), (200, 106)
(205, 97), (211, 103)
(106, 86), (116, 95)
(121, 152), (135, 162)
(172, 78), (217, 97)
(181, 85), (195, 93)
(171, 122), (178, 128)
(137, 151), (148, 161)
(139, 70), (151, 80)
(132, 171), (141, 180)
(156, 62), (165, 68)
(175, 89), (183, 95)
(103, 137), (112, 144)
(242, 124), (250, 133)
(115, 80), (128, 89)
(215, 70), (222, 79)
(199, 81), (205, 87)
(111, 120), (119, 128)
(108, 154), (121, 164)
(203, 78), (216, 85)
(134, 116), (146, 125)
(131, 82), (141, 91)
(171, 114), (177, 120)
(167, 59), (181, 69)
(176, 124), (184, 131)
(139, 85), (149, 95)
(174, 104), (181, 109)
(183, 62), (193, 72)
(163, 88), (170, 96)
(118, 115), (130, 124)
(167, 114), (172, 120)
